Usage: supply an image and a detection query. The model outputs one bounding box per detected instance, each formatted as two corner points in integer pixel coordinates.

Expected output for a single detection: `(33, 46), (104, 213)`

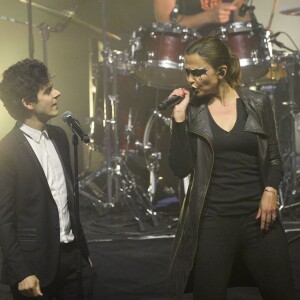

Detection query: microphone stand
(27, 0), (34, 58)
(72, 134), (83, 300)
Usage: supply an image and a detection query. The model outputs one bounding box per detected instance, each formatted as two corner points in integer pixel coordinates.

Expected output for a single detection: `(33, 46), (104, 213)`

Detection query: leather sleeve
(263, 95), (284, 189)
(168, 120), (195, 179)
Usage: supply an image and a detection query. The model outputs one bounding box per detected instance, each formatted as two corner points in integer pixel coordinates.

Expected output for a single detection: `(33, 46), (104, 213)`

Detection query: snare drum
(131, 23), (201, 89)
(215, 22), (272, 83)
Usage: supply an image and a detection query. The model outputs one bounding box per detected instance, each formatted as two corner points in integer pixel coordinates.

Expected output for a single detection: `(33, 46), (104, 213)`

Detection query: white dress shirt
(20, 124), (74, 243)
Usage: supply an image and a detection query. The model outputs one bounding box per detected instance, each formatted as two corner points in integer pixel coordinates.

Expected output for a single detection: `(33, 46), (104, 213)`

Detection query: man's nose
(53, 89), (61, 98)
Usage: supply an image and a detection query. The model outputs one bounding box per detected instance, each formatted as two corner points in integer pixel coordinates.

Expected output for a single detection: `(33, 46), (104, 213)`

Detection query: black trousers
(192, 212), (296, 300)
(11, 242), (96, 300)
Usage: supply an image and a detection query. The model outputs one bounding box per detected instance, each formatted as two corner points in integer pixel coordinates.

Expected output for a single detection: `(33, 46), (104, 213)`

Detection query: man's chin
(43, 112), (59, 123)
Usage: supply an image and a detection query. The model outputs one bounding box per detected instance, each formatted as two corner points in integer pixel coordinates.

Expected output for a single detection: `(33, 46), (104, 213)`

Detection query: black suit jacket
(0, 124), (89, 286)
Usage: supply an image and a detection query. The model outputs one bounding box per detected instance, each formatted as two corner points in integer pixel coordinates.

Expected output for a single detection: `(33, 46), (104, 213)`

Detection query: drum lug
(219, 33), (228, 42)
(147, 51), (154, 62)
(131, 59), (137, 67)
(178, 55), (184, 68)
(129, 32), (141, 52)
(150, 31), (157, 39)
(251, 50), (259, 64)
(181, 34), (189, 42)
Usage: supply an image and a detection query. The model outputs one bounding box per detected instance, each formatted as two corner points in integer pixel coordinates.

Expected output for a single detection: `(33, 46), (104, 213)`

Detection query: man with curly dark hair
(0, 59), (94, 299)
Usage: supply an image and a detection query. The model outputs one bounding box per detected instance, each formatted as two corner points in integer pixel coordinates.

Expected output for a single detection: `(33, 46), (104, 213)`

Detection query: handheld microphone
(158, 89), (193, 111)
(238, 0), (250, 17)
(62, 111), (90, 144)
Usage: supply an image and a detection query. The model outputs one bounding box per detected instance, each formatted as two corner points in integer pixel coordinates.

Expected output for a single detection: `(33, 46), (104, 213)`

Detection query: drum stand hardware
(79, 2), (159, 229)
(0, 13), (69, 66)
(135, 140), (161, 217)
(141, 110), (172, 207)
(80, 152), (158, 232)
(277, 52), (300, 213)
(80, 69), (159, 230)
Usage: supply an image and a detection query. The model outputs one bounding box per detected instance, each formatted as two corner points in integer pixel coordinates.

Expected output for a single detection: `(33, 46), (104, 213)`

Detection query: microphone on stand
(62, 111), (90, 144)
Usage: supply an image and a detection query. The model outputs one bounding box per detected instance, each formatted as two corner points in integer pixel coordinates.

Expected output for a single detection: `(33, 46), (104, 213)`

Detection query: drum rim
(135, 59), (184, 70)
(143, 111), (171, 147)
(217, 21), (264, 33)
(137, 22), (201, 38)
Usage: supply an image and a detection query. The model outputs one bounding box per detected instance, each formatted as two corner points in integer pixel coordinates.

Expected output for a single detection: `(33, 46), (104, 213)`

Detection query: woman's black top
(203, 99), (263, 215)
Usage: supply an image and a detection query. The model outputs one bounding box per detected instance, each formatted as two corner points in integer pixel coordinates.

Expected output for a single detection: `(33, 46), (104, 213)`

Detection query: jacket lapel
(188, 103), (213, 145)
(188, 88), (267, 140)
(237, 88), (266, 136)
(12, 127), (52, 193)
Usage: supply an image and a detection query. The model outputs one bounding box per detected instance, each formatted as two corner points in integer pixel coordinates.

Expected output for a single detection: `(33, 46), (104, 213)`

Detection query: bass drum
(143, 111), (180, 204)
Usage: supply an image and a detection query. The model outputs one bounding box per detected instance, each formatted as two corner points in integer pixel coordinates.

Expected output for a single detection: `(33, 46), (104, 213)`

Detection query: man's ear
(21, 98), (34, 111)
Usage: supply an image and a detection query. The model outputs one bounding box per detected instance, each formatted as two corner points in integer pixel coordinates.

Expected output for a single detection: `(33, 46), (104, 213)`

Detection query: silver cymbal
(280, 7), (300, 16)
(19, 0), (121, 40)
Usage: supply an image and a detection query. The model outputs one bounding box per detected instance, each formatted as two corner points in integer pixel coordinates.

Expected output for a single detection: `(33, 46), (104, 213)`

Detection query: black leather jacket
(168, 87), (283, 299)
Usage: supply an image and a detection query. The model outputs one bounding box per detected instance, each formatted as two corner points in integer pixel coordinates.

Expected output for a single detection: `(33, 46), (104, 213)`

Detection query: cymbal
(19, 0), (121, 40)
(280, 7), (300, 16)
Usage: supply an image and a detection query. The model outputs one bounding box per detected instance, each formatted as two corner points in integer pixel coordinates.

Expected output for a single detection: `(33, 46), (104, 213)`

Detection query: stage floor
(1, 196), (300, 300)
(80, 195), (300, 300)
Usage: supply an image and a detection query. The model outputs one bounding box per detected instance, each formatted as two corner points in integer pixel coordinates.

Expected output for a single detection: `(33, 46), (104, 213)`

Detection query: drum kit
(75, 3), (300, 229)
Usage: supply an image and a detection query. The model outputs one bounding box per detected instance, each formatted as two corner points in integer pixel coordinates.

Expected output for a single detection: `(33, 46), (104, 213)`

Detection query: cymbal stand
(37, 20), (70, 66)
(79, 1), (114, 210)
(79, 4), (118, 209)
(0, 13), (69, 67)
(107, 55), (158, 230)
(98, 0), (114, 206)
(124, 108), (134, 158)
(80, 0), (158, 230)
